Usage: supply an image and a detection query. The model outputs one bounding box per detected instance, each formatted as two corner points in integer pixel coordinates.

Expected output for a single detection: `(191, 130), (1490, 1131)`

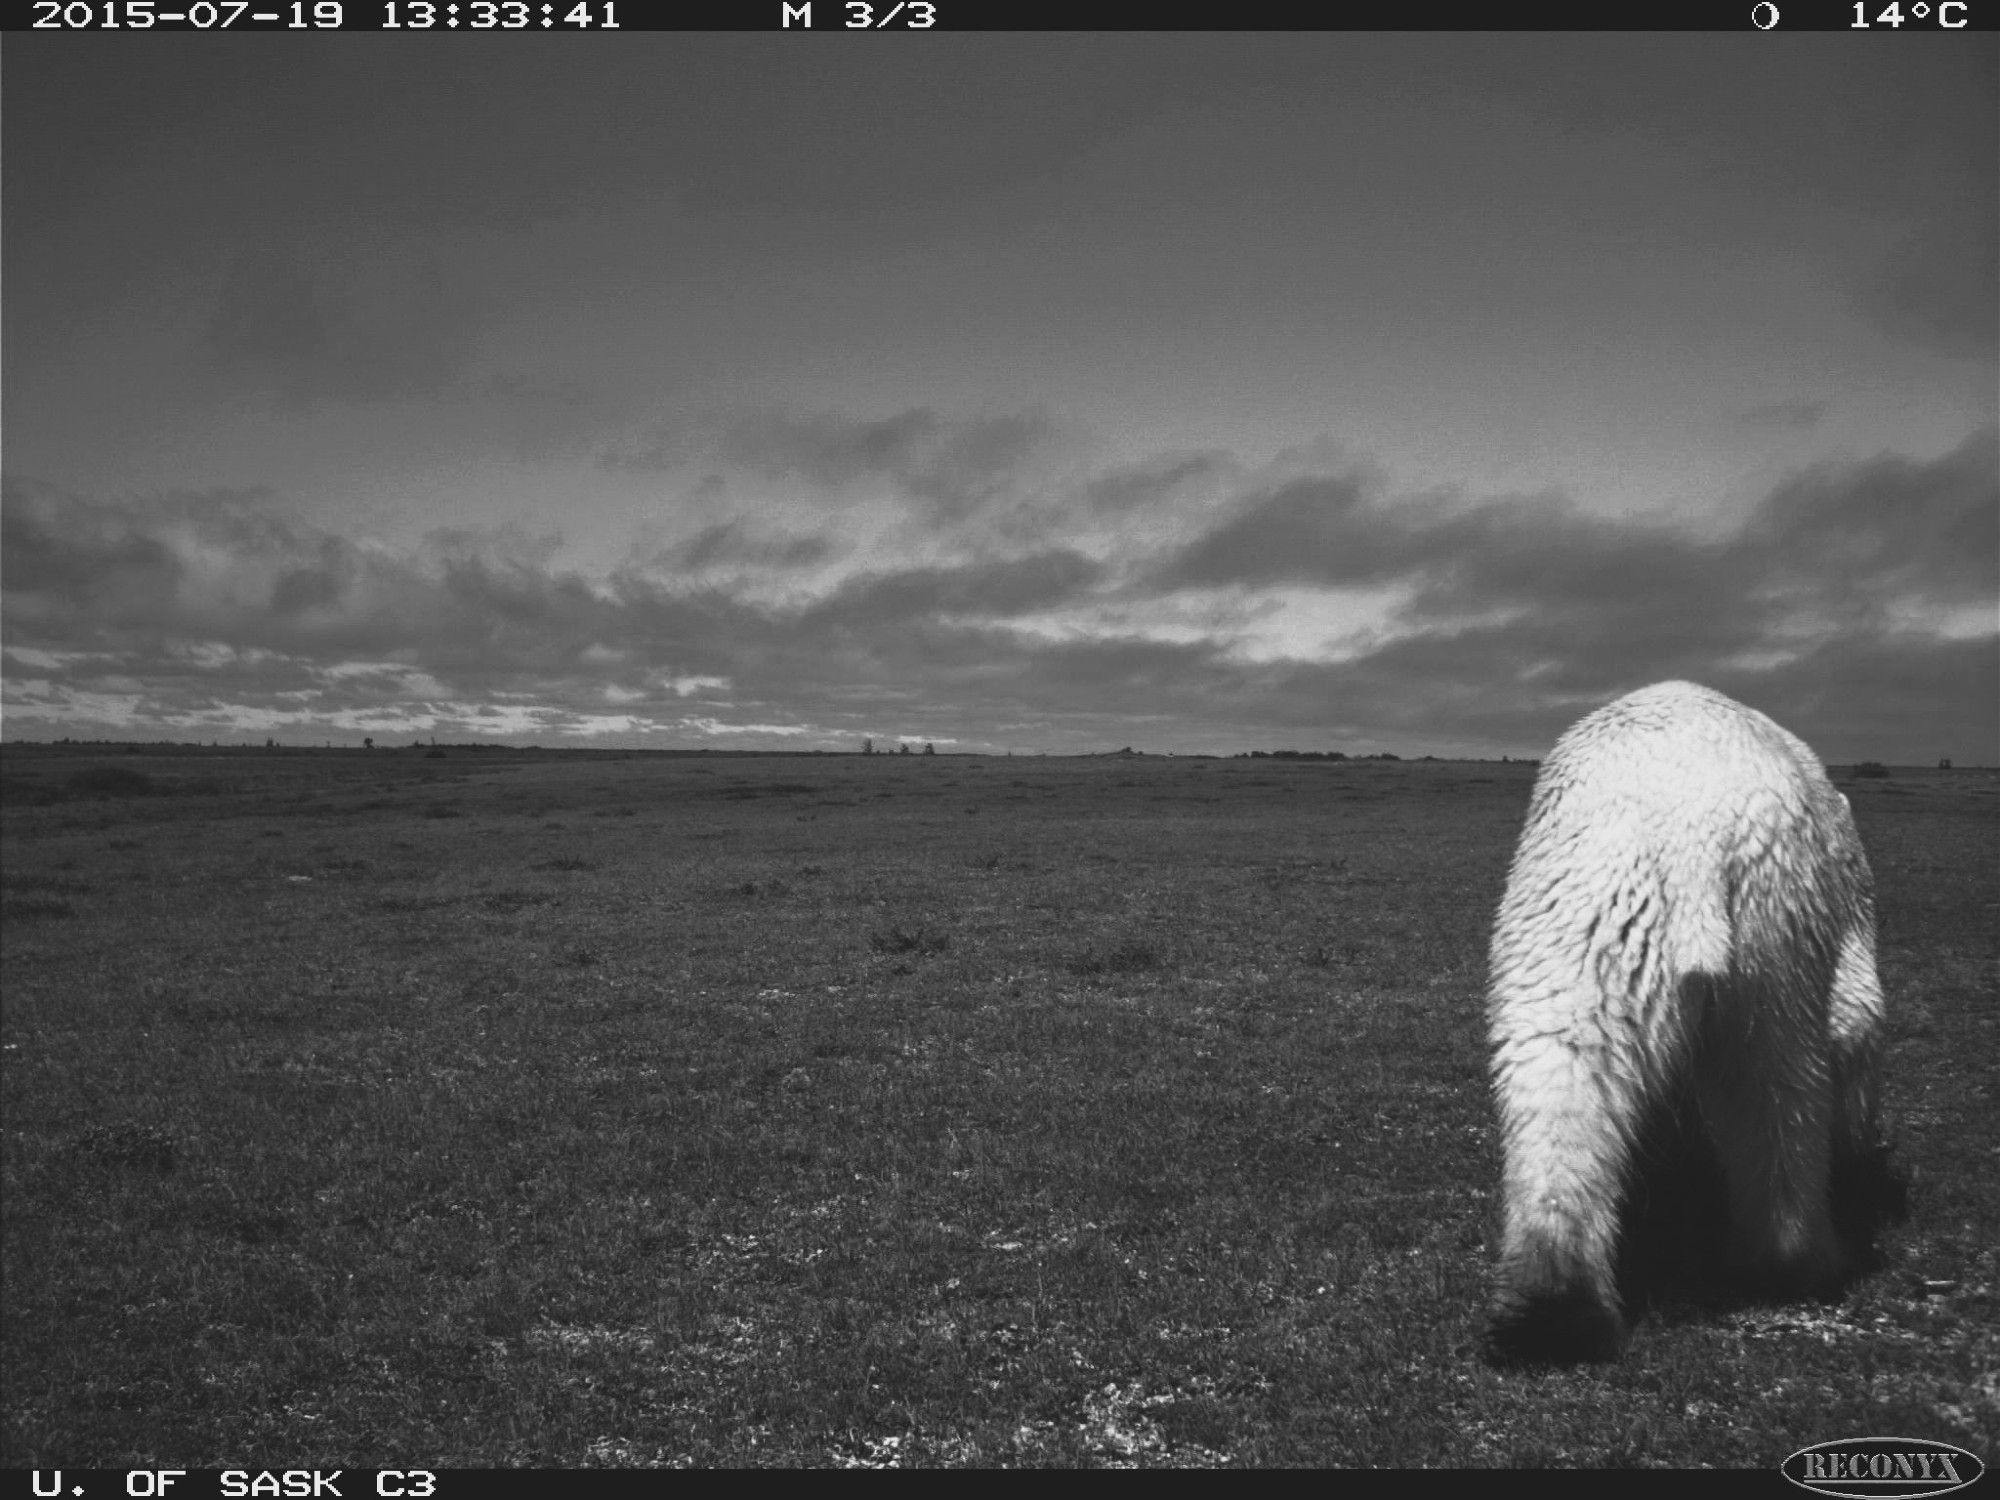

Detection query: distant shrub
(1851, 762), (1891, 779)
(66, 766), (155, 797)
(425, 749), (447, 760)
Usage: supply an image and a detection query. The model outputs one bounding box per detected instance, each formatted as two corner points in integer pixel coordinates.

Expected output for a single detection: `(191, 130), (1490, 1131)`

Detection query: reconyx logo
(1784, 1438), (1984, 1498)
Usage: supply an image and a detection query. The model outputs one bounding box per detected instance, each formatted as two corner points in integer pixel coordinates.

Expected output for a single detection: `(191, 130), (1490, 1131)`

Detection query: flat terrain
(2, 744), (1994, 1467)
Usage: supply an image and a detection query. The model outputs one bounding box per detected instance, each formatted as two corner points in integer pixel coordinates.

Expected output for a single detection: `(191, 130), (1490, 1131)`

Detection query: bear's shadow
(1612, 1098), (1910, 1328)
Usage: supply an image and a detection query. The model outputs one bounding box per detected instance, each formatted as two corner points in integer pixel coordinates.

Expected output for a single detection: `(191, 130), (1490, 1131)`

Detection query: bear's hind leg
(1826, 924), (1907, 1256)
(1488, 1029), (1657, 1364)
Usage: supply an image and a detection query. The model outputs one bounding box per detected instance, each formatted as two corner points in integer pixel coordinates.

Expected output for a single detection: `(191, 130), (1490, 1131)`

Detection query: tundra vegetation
(1, 743), (1992, 1467)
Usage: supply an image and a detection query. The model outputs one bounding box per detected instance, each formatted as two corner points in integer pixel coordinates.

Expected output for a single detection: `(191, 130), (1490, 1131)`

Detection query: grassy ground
(2, 744), (1994, 1467)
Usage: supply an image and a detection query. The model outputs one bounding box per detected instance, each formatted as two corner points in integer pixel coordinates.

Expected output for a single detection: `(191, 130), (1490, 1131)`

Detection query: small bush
(1851, 762), (1891, 779)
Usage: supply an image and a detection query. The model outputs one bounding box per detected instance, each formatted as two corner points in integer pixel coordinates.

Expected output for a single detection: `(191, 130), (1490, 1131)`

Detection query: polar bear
(1486, 680), (1901, 1363)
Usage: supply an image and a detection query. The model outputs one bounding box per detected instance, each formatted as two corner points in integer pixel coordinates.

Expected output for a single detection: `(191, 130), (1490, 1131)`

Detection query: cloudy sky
(4, 34), (1994, 759)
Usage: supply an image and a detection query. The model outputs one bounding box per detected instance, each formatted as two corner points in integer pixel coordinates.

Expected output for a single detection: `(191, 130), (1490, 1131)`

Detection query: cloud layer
(6, 422), (1993, 761)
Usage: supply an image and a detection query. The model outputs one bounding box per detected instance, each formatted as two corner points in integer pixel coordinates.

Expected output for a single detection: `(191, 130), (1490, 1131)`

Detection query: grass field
(2, 743), (1994, 1467)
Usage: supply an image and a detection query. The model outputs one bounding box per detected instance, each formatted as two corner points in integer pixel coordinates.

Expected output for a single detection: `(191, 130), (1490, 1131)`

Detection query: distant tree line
(1235, 749), (1377, 760)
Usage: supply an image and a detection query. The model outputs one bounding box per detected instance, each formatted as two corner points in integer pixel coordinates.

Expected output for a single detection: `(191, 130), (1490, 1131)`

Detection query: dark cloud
(805, 550), (1104, 629)
(1, 479), (186, 628)
(1084, 452), (1234, 513)
(1746, 427), (1998, 608)
(669, 521), (832, 573)
(1150, 430), (1995, 643)
(1154, 473), (1380, 589)
(269, 557), (350, 617)
(1712, 630), (1998, 762)
(1122, 430), (1997, 757)
(1397, 497), (1753, 650)
(722, 408), (1055, 520)
(419, 525), (567, 576)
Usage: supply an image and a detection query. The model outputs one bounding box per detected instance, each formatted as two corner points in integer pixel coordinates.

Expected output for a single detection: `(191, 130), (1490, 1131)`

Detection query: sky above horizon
(4, 34), (1995, 761)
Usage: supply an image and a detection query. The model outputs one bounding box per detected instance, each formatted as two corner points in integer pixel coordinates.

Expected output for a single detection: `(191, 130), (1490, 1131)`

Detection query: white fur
(1487, 680), (1888, 1359)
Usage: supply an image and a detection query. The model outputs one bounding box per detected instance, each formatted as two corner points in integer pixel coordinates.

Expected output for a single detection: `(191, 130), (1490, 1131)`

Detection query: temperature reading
(1851, 0), (1969, 21)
